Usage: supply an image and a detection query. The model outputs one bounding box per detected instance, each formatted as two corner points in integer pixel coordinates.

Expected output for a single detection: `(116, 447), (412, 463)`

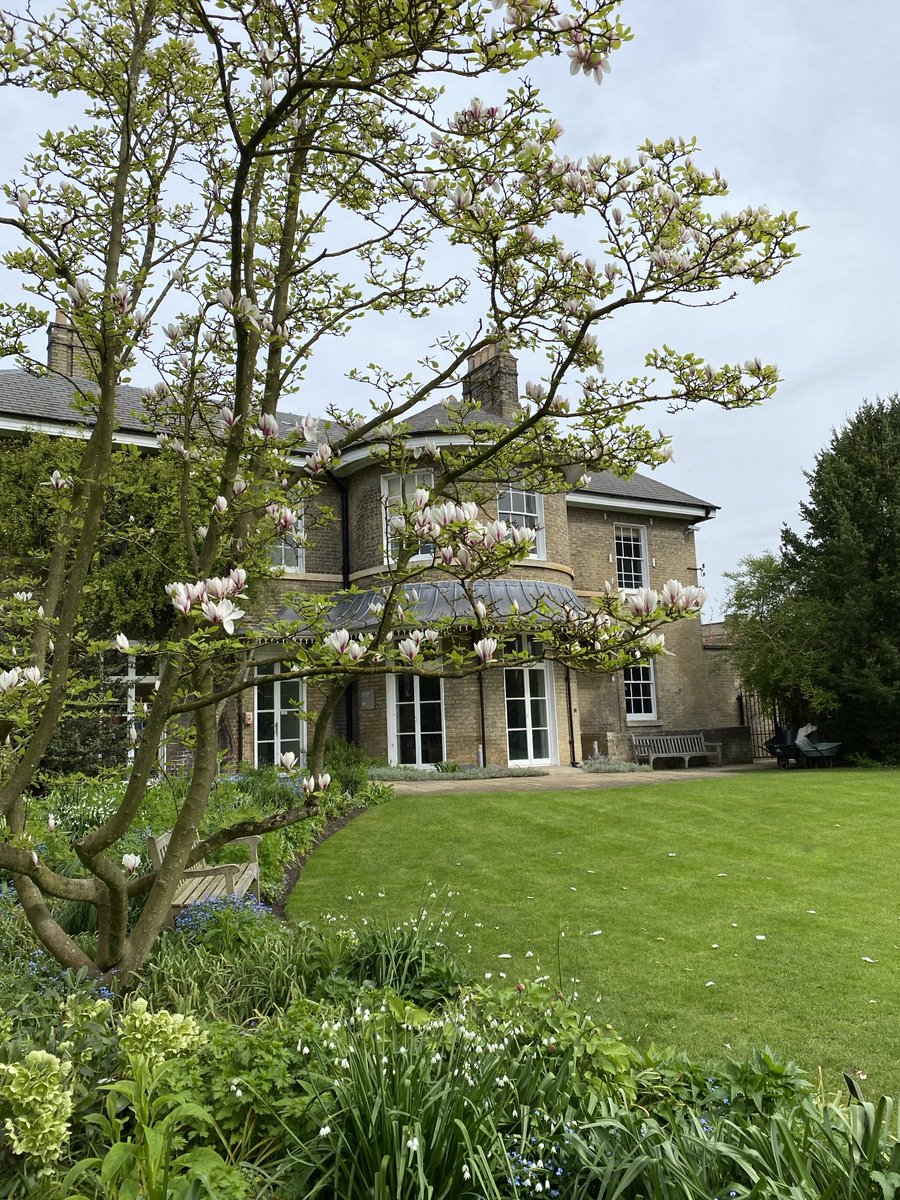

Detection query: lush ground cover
(287, 769), (900, 1098)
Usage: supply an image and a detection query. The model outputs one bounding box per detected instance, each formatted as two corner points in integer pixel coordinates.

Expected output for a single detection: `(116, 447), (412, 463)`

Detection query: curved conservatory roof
(277, 580), (585, 632)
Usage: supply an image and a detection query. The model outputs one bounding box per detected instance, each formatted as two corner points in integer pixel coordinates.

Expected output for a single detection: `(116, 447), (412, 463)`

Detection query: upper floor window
(615, 524), (647, 590)
(269, 531), (305, 574)
(498, 486), (544, 558)
(382, 470), (434, 562)
(624, 662), (656, 720)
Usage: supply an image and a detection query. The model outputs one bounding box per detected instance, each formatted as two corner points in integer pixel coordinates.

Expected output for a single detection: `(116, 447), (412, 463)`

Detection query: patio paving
(390, 760), (770, 795)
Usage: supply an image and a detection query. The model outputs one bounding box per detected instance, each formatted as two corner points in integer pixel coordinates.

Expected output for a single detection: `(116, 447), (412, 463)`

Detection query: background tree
(726, 395), (900, 758)
(0, 0), (799, 982)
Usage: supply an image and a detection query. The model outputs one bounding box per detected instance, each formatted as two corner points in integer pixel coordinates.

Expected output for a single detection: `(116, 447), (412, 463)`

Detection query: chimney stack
(47, 309), (92, 378)
(461, 344), (520, 421)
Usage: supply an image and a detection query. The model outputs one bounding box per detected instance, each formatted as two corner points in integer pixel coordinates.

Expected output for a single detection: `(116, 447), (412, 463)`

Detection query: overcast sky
(2, 0), (898, 617)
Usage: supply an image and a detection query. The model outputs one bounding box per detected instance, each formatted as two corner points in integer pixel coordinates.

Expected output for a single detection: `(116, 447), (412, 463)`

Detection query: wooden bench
(147, 830), (261, 922)
(631, 732), (722, 769)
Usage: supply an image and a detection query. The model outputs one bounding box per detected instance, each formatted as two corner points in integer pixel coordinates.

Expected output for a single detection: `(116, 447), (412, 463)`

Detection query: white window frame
(623, 661), (657, 721)
(498, 486), (545, 558)
(110, 650), (162, 763)
(385, 672), (446, 768)
(269, 529), (305, 575)
(253, 662), (307, 768)
(614, 524), (649, 591)
(382, 470), (435, 564)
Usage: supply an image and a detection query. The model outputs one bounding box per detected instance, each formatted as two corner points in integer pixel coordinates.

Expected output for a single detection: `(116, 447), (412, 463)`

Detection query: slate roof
(0, 369), (715, 512)
(0, 369), (148, 432)
(278, 580), (585, 631)
(0, 368), (311, 440)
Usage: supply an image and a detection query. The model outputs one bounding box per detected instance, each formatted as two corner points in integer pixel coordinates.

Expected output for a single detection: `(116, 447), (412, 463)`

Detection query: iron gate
(738, 690), (777, 759)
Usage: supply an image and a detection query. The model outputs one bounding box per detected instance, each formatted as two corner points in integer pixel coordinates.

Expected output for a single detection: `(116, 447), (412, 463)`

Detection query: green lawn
(286, 770), (900, 1098)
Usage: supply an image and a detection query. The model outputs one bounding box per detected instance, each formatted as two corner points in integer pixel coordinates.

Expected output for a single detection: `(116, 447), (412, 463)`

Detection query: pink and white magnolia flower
(168, 584), (192, 615)
(294, 414), (319, 442)
(508, 524), (536, 549)
(660, 579), (683, 606)
(232, 477), (247, 497)
(49, 470), (72, 490)
(346, 641), (366, 662)
(624, 588), (659, 617)
(677, 585), (707, 612)
(115, 633), (130, 652)
(13, 591), (32, 602)
(204, 576), (234, 602)
(317, 772), (331, 791)
(398, 638), (420, 661)
(257, 413), (279, 440)
(482, 520), (508, 549)
(214, 495), (228, 514)
(229, 567), (247, 594)
(325, 629), (352, 654)
(424, 629), (440, 645)
(474, 637), (498, 664)
(280, 751), (299, 772)
(474, 599), (487, 620)
(121, 853), (141, 874)
(0, 668), (21, 693)
(23, 666), (43, 687)
(201, 597), (245, 634)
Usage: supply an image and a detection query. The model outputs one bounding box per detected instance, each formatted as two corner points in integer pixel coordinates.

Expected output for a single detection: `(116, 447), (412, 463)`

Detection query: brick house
(1, 321), (750, 770)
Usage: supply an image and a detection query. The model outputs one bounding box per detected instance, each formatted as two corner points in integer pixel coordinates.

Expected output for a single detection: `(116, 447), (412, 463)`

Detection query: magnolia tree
(0, 0), (799, 981)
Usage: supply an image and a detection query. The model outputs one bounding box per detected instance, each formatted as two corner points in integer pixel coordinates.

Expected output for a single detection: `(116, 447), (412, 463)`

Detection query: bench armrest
(703, 741), (723, 764)
(230, 835), (261, 864)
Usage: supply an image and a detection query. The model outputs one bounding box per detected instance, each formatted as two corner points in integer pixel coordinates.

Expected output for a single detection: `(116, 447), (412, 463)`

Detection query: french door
(390, 673), (445, 767)
(255, 663), (306, 767)
(505, 662), (554, 765)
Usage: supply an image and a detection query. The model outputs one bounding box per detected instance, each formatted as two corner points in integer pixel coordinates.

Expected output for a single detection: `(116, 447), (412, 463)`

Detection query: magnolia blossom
(49, 470), (72, 490)
(201, 597), (245, 634)
(214, 495), (228, 514)
(346, 641), (366, 662)
(676, 585), (707, 612)
(325, 628), (351, 654)
(474, 599), (487, 620)
(280, 751), (299, 772)
(168, 584), (192, 616)
(23, 666), (43, 687)
(641, 633), (667, 654)
(660, 579), (683, 606)
(318, 772), (331, 791)
(205, 576), (235, 602)
(12, 591), (32, 602)
(398, 638), (420, 662)
(624, 588), (659, 617)
(0, 668), (21, 693)
(229, 567), (247, 594)
(474, 637), (498, 664)
(115, 632), (130, 652)
(121, 853), (141, 874)
(257, 413), (279, 440)
(482, 520), (507, 549)
(232, 477), (247, 497)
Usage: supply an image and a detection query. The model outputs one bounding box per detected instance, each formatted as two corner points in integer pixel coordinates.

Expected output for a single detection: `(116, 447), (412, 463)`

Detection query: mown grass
(286, 769), (900, 1098)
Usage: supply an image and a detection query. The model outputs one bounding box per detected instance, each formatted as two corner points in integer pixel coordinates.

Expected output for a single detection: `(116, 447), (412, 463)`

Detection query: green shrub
(582, 754), (651, 774)
(323, 736), (372, 797)
(368, 764), (548, 781)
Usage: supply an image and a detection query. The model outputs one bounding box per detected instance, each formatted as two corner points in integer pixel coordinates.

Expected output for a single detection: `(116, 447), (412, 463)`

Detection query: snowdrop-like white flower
(121, 853), (141, 874)
(115, 633), (130, 652)
(475, 637), (498, 664)
(407, 1137), (419, 1153)
(201, 597), (245, 634)
(319, 1126), (331, 1137)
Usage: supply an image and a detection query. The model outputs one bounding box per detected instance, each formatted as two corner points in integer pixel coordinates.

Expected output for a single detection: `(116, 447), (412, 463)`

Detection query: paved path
(390, 761), (772, 795)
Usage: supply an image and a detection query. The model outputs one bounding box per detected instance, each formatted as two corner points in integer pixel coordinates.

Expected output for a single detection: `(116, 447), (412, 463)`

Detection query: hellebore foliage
(0, 0), (799, 980)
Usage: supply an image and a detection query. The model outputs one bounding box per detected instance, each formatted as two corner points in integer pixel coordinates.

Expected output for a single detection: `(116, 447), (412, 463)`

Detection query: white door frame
(504, 657), (558, 766)
(253, 663), (307, 767)
(385, 672), (447, 767)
